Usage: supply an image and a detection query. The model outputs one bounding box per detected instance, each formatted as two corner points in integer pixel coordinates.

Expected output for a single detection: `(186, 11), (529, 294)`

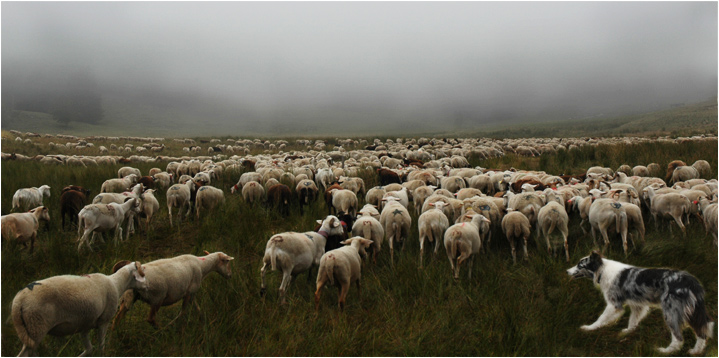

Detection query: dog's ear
(590, 250), (602, 261)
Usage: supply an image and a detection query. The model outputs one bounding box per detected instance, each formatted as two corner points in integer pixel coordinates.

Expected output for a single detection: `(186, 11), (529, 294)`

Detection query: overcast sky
(2, 2), (717, 128)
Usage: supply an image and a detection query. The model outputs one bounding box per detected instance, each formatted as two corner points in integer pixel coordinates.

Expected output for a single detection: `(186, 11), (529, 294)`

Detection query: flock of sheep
(1, 131), (717, 356)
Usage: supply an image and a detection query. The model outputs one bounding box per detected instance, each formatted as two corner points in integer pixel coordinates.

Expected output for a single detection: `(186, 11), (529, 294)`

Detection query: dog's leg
(657, 308), (685, 354)
(689, 321), (713, 355)
(581, 304), (624, 331)
(621, 305), (650, 335)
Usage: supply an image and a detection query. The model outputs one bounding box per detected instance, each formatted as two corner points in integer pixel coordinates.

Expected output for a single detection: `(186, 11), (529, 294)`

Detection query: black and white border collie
(567, 251), (714, 355)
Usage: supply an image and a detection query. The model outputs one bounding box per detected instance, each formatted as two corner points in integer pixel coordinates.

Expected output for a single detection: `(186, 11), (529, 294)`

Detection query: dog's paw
(580, 325), (594, 331)
(620, 327), (633, 335)
(657, 346), (679, 355)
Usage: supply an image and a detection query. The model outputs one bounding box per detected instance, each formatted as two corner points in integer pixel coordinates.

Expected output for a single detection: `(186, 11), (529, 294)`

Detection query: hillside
(1, 98), (716, 138)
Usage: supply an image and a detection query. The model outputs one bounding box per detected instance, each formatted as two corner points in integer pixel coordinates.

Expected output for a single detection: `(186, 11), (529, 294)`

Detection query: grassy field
(2, 98), (716, 139)
(1, 139), (717, 356)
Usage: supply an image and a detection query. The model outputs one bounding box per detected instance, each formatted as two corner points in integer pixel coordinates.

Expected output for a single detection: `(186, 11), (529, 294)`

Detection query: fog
(2, 2), (717, 134)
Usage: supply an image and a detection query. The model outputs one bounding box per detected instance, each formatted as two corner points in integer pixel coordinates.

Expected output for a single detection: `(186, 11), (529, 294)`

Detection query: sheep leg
(260, 262), (268, 297)
(95, 324), (109, 354)
(508, 236), (517, 264)
(147, 305), (160, 329)
(672, 215), (686, 236)
(579, 218), (588, 234)
(168, 206), (174, 227)
(30, 232), (36, 254)
(279, 271), (292, 305)
(338, 283), (349, 311)
(314, 280), (326, 311)
(523, 235), (529, 261)
(419, 234), (425, 269)
(79, 331), (94, 357)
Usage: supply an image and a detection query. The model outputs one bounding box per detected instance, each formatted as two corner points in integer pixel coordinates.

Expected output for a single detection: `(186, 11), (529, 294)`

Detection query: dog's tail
(684, 275), (714, 340)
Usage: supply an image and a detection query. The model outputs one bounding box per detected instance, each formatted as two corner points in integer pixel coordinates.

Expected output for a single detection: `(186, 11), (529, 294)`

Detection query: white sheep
(412, 185), (436, 216)
(383, 187), (410, 209)
(1, 206), (50, 253)
(358, 203), (381, 222)
(112, 252), (233, 329)
(331, 188), (358, 217)
(314, 237), (373, 311)
(11, 261), (147, 357)
(77, 198), (141, 252)
(365, 186), (386, 208)
(536, 201), (570, 262)
(643, 186), (691, 236)
(501, 209), (531, 264)
(443, 213), (489, 280)
(139, 189), (160, 230)
(118, 166), (141, 178)
(351, 213), (384, 264)
(195, 185), (225, 219)
(379, 197), (412, 263)
(166, 180), (197, 227)
(260, 231), (327, 304)
(588, 198), (629, 255)
(242, 181), (265, 204)
(12, 185), (51, 212)
(151, 172), (173, 190)
(417, 201), (450, 268)
(698, 197), (718, 246)
(100, 174), (138, 193)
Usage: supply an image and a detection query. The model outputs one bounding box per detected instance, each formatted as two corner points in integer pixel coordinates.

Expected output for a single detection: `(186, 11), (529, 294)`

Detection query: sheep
(443, 213), (489, 280)
(643, 186), (691, 236)
(377, 168), (401, 185)
(315, 215), (348, 253)
(152, 172), (173, 190)
(260, 232), (327, 304)
(503, 191), (543, 228)
(692, 159), (712, 179)
(417, 201), (450, 268)
(11, 261), (147, 357)
(665, 160), (687, 182)
(501, 209), (531, 264)
(632, 165), (649, 177)
(60, 186), (91, 230)
(296, 179), (318, 214)
(241, 181), (265, 205)
(330, 188), (359, 219)
(1, 206), (50, 253)
(440, 175), (467, 193)
(365, 186), (386, 208)
(315, 168), (336, 193)
(379, 196), (412, 263)
(195, 185), (225, 219)
(314, 237), (374, 311)
(339, 176), (366, 198)
(412, 185), (436, 215)
(101, 174), (138, 193)
(118, 166), (141, 178)
(351, 213), (384, 264)
(588, 198), (629, 255)
(267, 184), (292, 216)
(77, 198), (141, 252)
(698, 197), (718, 246)
(620, 202), (645, 244)
(112, 252), (233, 329)
(536, 201), (570, 261)
(670, 165), (700, 184)
(139, 189), (160, 230)
(12, 185), (51, 212)
(382, 187), (410, 210)
(167, 180), (198, 227)
(454, 187), (483, 201)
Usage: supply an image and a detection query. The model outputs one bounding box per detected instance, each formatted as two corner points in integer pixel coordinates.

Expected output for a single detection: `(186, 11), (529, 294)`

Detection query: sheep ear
(316, 220), (322, 225)
(112, 260), (132, 273)
(332, 221), (340, 228)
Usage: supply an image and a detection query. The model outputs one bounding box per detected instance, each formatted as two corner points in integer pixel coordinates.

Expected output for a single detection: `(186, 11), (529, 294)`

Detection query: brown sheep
(61, 187), (91, 230)
(267, 184), (292, 216)
(377, 168), (401, 186)
(665, 160), (687, 182)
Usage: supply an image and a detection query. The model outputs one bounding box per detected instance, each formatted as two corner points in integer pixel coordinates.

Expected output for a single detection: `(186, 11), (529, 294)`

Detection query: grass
(0, 138), (717, 356)
(2, 98), (716, 138)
